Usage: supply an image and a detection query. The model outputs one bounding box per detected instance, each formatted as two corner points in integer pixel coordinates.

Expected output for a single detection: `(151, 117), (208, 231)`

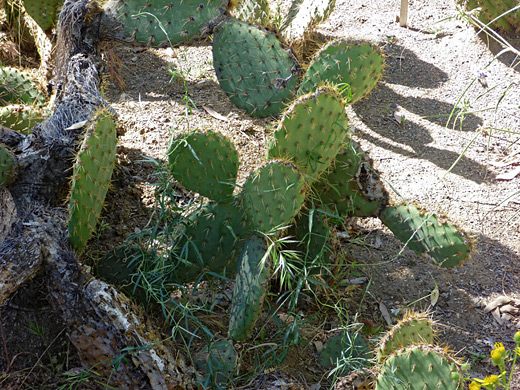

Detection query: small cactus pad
(280, 0), (336, 41)
(318, 331), (370, 376)
(195, 339), (237, 386)
(0, 105), (43, 134)
(298, 39), (383, 103)
(287, 209), (329, 266)
(104, 0), (227, 47)
(0, 66), (44, 106)
(268, 86), (348, 183)
(379, 205), (471, 268)
(170, 201), (247, 283)
(22, 0), (64, 31)
(231, 0), (270, 26)
(238, 160), (306, 232)
(461, 0), (520, 33)
(213, 17), (300, 117)
(68, 112), (117, 251)
(375, 345), (460, 390)
(228, 234), (270, 341)
(313, 140), (388, 217)
(168, 130), (239, 202)
(376, 312), (435, 362)
(0, 145), (16, 188)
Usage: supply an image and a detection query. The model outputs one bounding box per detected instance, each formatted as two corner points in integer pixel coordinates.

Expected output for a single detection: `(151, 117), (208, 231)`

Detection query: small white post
(400, 0), (408, 27)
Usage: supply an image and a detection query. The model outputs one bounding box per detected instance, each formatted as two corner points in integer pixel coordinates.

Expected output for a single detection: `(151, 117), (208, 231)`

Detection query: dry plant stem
(400, 0), (408, 27)
(0, 0), (196, 388)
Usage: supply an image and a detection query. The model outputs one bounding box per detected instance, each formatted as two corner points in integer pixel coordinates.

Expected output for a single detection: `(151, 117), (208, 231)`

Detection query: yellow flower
(482, 375), (499, 385)
(469, 382), (481, 390)
(493, 342), (506, 356)
(491, 348), (502, 362)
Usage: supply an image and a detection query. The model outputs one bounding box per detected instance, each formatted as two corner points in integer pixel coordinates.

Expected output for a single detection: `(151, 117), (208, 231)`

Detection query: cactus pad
(268, 86), (348, 183)
(104, 0), (227, 47)
(314, 140), (388, 217)
(287, 209), (329, 267)
(280, 0), (336, 41)
(379, 205), (471, 268)
(231, 0), (270, 26)
(68, 112), (117, 251)
(238, 160), (306, 232)
(318, 331), (371, 375)
(375, 345), (460, 390)
(461, 0), (520, 33)
(22, 0), (64, 31)
(0, 105), (44, 134)
(196, 339), (237, 386)
(0, 145), (16, 188)
(168, 130), (239, 202)
(298, 39), (383, 103)
(213, 17), (300, 117)
(0, 66), (44, 106)
(228, 234), (270, 341)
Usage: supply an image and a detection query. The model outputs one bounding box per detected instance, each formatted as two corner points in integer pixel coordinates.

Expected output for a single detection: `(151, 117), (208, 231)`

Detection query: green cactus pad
(0, 105), (44, 134)
(318, 331), (371, 376)
(0, 66), (44, 106)
(22, 0), (64, 31)
(376, 312), (435, 363)
(213, 17), (300, 117)
(379, 205), (471, 268)
(238, 160), (306, 232)
(228, 234), (270, 341)
(0, 145), (16, 188)
(280, 0), (336, 40)
(168, 130), (239, 202)
(231, 0), (270, 26)
(268, 86), (348, 183)
(298, 39), (383, 103)
(461, 0), (520, 33)
(287, 209), (329, 267)
(196, 339), (237, 386)
(68, 112), (117, 251)
(104, 0), (227, 47)
(375, 345), (460, 390)
(313, 140), (388, 217)
(170, 201), (247, 283)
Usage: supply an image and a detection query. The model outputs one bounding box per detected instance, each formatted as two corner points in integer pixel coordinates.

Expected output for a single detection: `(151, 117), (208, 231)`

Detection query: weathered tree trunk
(0, 1), (196, 388)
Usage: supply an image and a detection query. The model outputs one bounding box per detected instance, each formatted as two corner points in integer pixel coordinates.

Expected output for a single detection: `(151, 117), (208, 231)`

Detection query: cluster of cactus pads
(459, 0), (520, 33)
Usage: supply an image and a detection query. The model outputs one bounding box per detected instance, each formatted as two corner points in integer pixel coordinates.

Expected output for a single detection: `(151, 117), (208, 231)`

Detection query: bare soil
(2, 0), (520, 389)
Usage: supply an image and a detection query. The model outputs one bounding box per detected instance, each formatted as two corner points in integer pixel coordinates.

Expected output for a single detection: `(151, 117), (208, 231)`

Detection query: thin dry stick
(400, 0), (408, 27)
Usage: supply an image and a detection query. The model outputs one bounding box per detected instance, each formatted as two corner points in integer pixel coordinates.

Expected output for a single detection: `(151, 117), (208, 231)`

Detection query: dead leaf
(484, 296), (512, 312)
(379, 302), (392, 326)
(203, 106), (230, 122)
(430, 283), (439, 307)
(496, 166), (520, 181)
(65, 120), (88, 130)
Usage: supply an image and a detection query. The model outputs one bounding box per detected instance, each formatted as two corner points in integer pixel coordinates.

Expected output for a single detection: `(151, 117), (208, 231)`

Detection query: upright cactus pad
(298, 39), (384, 103)
(228, 234), (270, 341)
(0, 145), (16, 188)
(22, 0), (64, 31)
(0, 66), (44, 106)
(68, 112), (117, 251)
(461, 0), (520, 33)
(379, 205), (471, 268)
(314, 140), (388, 217)
(170, 201), (247, 283)
(376, 311), (436, 362)
(104, 0), (227, 47)
(168, 130), (239, 202)
(196, 339), (237, 386)
(318, 331), (371, 375)
(280, 0), (336, 40)
(375, 345), (460, 390)
(0, 105), (44, 134)
(213, 17), (300, 117)
(287, 209), (329, 266)
(231, 0), (270, 26)
(268, 86), (348, 183)
(238, 160), (306, 232)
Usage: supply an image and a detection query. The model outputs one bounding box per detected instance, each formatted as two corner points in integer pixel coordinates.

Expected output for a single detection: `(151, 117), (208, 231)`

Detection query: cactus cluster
(459, 0), (520, 33)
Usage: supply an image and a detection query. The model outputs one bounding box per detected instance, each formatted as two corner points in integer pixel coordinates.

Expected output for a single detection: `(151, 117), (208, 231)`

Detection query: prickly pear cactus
(22, 0), (64, 31)
(287, 209), (329, 266)
(196, 339), (237, 387)
(376, 311), (435, 363)
(280, 0), (336, 41)
(379, 204), (471, 268)
(313, 139), (388, 217)
(68, 112), (117, 251)
(268, 86), (348, 183)
(168, 130), (239, 202)
(460, 0), (520, 33)
(0, 145), (16, 188)
(0, 66), (44, 106)
(103, 0), (227, 47)
(231, 0), (270, 26)
(298, 39), (384, 104)
(318, 331), (371, 376)
(213, 17), (300, 117)
(228, 234), (270, 341)
(375, 345), (460, 390)
(238, 160), (306, 232)
(0, 105), (43, 134)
